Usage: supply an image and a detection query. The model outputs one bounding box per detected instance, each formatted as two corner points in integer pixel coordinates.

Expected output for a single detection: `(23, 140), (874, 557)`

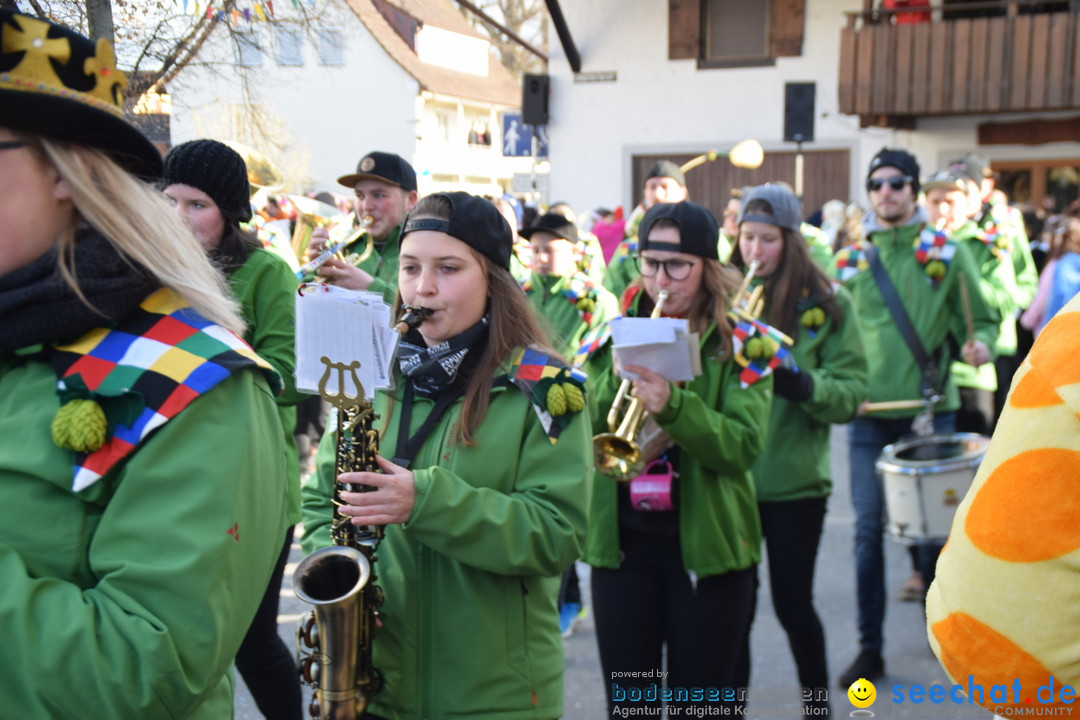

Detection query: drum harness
(865, 245), (948, 437)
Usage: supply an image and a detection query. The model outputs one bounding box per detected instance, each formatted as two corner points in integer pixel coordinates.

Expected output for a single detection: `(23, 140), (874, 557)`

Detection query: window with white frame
(236, 29), (262, 67)
(276, 26), (303, 66)
(317, 29), (345, 66)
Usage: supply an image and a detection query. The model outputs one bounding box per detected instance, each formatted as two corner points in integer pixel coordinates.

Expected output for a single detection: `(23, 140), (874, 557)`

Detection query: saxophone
(293, 304), (432, 720)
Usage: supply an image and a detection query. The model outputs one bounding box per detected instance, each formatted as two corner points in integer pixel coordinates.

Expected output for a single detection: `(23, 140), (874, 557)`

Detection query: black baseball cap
(337, 151), (418, 192)
(519, 212), (579, 244)
(639, 201), (720, 260)
(645, 160), (687, 188)
(401, 192), (513, 270)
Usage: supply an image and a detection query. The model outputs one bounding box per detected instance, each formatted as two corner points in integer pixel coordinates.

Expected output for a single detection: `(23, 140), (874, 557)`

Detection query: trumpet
(593, 289), (668, 481)
(729, 260), (765, 322)
(296, 215), (375, 280)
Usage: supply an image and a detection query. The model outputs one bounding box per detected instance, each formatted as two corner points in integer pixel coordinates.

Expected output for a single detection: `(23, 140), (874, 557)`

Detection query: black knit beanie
(867, 148), (921, 194)
(161, 140), (253, 224)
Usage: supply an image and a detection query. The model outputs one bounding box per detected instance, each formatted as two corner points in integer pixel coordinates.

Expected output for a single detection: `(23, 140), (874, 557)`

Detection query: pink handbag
(629, 459), (676, 511)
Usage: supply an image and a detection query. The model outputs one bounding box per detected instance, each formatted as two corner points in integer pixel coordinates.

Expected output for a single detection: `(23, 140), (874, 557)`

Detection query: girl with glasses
(0, 11), (288, 718)
(585, 200), (772, 715)
(728, 184), (869, 716)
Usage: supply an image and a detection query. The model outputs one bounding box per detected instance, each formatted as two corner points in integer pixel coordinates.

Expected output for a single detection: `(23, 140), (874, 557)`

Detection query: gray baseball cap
(737, 184), (803, 233)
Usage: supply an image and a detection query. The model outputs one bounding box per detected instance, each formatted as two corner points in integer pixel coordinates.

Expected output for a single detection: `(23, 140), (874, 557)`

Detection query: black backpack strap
(864, 244), (944, 399)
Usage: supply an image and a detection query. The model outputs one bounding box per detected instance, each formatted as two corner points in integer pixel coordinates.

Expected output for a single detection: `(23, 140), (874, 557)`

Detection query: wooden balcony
(838, 2), (1080, 127)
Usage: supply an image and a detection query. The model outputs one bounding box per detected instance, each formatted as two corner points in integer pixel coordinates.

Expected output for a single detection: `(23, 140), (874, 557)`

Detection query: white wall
(545, 0), (1079, 214)
(170, 1), (419, 194)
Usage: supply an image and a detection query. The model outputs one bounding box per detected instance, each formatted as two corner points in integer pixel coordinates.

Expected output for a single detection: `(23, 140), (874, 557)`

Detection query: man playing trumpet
(307, 150), (419, 303)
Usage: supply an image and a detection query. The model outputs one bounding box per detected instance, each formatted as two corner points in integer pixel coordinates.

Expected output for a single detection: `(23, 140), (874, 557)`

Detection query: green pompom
(995, 236), (1010, 250)
(745, 337), (765, 360)
(51, 399), (108, 452)
(813, 307), (827, 326)
(547, 384), (568, 416)
(760, 339), (776, 360)
(926, 260), (947, 278)
(800, 310), (816, 328)
(564, 383), (585, 413)
(576, 297), (596, 313)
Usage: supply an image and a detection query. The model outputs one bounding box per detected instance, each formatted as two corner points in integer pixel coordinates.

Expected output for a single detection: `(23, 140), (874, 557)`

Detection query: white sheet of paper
(609, 316), (699, 382)
(294, 285), (394, 401)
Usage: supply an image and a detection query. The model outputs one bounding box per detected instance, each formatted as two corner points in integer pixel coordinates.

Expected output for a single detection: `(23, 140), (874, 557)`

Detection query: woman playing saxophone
(300, 192), (592, 720)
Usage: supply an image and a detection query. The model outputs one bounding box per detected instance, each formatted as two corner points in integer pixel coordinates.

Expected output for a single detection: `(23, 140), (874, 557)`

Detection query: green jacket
(0, 342), (288, 718)
(231, 247), (308, 523)
(524, 271), (620, 361)
(835, 219), (999, 418)
(752, 283), (868, 502)
(583, 302), (771, 578)
(802, 222), (836, 273)
(948, 221), (1018, 393)
(979, 201), (1039, 353)
(301, 351), (592, 720)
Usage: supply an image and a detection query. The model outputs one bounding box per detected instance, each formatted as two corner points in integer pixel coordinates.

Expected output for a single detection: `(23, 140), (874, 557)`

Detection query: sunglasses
(866, 176), (913, 192)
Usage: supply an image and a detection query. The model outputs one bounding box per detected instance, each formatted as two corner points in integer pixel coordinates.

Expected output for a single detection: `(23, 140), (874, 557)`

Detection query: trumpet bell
(593, 433), (643, 481)
(223, 141), (286, 194)
(288, 194), (347, 260)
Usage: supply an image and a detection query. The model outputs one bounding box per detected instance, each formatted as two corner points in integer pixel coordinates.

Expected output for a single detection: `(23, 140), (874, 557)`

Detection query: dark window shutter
(769, 0), (805, 57)
(669, 0), (702, 60)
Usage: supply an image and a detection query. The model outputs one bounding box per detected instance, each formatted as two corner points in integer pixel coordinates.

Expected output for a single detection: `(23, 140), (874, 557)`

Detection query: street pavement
(236, 424), (994, 719)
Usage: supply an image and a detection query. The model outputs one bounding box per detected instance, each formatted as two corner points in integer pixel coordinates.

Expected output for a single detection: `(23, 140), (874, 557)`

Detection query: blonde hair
(37, 137), (245, 335)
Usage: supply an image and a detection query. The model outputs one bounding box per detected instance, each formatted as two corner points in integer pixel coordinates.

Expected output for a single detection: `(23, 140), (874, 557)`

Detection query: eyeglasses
(0, 141), (27, 151)
(866, 176), (913, 193)
(634, 255), (696, 281)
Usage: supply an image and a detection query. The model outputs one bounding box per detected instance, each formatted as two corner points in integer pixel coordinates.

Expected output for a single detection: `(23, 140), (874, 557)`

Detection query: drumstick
(958, 273), (975, 346)
(863, 399), (928, 413)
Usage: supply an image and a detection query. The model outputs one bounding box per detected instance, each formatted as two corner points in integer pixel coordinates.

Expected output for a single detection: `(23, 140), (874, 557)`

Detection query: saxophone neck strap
(391, 380), (463, 469)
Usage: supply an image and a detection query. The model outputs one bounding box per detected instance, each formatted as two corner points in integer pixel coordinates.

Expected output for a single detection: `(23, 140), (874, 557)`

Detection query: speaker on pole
(784, 82), (815, 143)
(522, 74), (550, 126)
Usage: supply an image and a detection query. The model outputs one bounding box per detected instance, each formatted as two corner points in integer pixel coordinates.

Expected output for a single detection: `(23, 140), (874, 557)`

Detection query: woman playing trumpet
(585, 201), (772, 715)
(729, 185), (868, 716)
(301, 192), (592, 719)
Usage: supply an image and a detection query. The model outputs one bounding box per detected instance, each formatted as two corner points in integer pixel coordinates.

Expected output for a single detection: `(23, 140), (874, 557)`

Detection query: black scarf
(396, 316), (489, 397)
(0, 230), (159, 354)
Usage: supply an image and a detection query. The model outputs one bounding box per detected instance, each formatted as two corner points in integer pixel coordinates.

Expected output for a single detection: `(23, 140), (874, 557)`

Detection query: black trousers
(235, 526), (302, 720)
(592, 528), (755, 715)
(733, 497), (830, 714)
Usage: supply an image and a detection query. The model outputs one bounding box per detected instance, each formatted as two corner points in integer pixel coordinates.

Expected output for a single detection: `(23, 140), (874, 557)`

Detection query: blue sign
(502, 112), (548, 158)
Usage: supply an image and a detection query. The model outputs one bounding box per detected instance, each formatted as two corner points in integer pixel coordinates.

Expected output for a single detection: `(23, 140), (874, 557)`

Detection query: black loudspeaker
(522, 74), (550, 126)
(784, 82), (815, 143)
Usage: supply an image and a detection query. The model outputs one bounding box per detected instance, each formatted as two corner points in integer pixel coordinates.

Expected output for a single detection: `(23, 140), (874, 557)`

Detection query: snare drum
(876, 433), (990, 542)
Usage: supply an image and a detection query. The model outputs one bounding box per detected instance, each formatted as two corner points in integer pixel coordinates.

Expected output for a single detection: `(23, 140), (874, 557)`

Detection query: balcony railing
(838, 1), (1080, 124)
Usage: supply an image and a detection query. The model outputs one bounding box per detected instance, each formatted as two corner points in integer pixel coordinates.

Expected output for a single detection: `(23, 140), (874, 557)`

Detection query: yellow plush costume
(926, 292), (1080, 713)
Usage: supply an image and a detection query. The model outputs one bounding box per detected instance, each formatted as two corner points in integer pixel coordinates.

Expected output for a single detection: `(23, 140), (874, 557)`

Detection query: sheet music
(294, 284), (396, 401)
(609, 316), (700, 382)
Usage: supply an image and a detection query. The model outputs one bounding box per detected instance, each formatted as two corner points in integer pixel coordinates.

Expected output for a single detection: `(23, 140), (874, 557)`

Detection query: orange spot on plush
(965, 449), (1080, 561)
(1010, 371), (1064, 408)
(1011, 312), (1080, 409)
(932, 613), (1068, 711)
